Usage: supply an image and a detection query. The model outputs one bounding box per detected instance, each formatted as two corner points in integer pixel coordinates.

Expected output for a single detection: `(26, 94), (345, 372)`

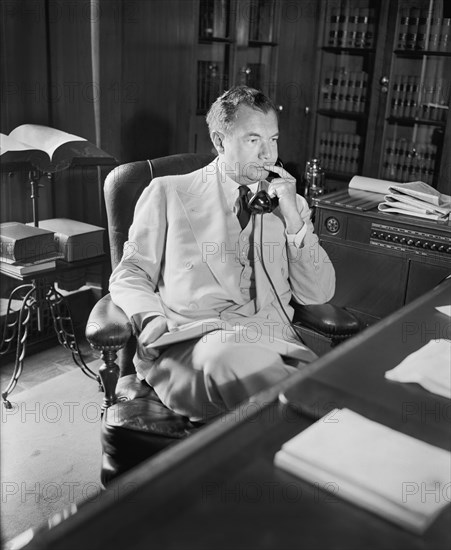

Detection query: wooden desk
(21, 280), (451, 550)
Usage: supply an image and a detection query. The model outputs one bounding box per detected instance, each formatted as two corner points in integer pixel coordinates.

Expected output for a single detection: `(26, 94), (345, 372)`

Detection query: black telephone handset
(247, 160), (282, 214)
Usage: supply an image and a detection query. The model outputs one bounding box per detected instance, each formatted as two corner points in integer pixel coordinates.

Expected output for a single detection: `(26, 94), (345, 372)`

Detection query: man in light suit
(109, 86), (335, 421)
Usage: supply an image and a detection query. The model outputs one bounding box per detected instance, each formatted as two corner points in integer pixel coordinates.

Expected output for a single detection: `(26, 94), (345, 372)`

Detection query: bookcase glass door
(379, 0), (451, 188)
(191, 0), (280, 154)
(192, 0), (233, 153)
(313, 0), (381, 189)
(234, 0), (279, 96)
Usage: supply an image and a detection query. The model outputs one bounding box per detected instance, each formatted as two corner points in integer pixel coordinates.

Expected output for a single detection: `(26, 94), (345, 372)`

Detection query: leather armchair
(86, 153), (361, 486)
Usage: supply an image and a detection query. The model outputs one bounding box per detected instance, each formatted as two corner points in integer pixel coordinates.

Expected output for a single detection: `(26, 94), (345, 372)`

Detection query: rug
(0, 361), (104, 545)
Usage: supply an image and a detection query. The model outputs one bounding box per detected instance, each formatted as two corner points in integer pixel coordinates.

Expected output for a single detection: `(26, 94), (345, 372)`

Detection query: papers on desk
(385, 339), (451, 399)
(436, 305), (451, 318)
(274, 408), (451, 535)
(348, 176), (451, 221)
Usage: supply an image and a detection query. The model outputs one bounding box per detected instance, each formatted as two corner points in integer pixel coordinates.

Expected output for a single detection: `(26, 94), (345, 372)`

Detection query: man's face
(217, 104), (279, 185)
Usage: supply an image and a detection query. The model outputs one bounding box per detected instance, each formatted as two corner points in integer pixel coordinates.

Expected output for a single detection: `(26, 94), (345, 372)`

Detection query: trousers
(135, 329), (304, 422)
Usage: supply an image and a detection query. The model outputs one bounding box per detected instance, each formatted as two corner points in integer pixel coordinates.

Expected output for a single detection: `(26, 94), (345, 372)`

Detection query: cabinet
(310, 0), (451, 195)
(314, 197), (451, 325)
(191, 0), (281, 153)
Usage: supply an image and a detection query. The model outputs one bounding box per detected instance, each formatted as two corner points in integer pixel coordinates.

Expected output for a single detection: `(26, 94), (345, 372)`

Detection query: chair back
(104, 153), (215, 269)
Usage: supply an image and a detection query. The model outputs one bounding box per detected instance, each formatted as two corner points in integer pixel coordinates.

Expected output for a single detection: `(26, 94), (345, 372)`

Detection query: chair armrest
(291, 302), (361, 339)
(85, 294), (133, 410)
(85, 293), (132, 350)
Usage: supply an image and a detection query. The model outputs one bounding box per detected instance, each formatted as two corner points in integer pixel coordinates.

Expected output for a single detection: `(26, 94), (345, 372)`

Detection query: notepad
(274, 408), (451, 534)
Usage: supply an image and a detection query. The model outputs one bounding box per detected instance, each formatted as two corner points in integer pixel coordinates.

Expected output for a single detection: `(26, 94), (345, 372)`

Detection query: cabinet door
(191, 0), (281, 154)
(310, 0), (386, 192)
(373, 0), (451, 195)
(190, 0), (233, 154)
(310, 0), (451, 196)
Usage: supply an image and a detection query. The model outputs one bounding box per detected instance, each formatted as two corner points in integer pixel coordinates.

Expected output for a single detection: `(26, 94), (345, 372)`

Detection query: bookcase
(379, 0), (451, 190)
(310, 0), (451, 195)
(191, 0), (281, 153)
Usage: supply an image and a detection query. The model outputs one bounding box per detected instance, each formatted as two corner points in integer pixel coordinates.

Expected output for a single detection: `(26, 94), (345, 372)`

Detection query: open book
(348, 176), (451, 221)
(274, 408), (451, 535)
(0, 125), (116, 173)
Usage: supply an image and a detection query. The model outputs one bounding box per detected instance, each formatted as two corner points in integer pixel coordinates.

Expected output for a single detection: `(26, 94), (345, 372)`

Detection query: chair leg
(98, 349), (120, 412)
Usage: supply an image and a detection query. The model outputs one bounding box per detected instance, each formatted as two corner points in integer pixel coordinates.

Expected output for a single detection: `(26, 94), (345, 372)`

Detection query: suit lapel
(176, 161), (246, 304)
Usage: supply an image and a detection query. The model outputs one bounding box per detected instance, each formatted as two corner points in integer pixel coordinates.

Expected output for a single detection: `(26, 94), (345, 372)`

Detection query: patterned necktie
(236, 185), (251, 230)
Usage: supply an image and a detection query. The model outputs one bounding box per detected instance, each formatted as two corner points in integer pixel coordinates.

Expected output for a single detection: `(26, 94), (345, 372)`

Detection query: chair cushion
(101, 376), (203, 484)
(293, 303), (361, 338)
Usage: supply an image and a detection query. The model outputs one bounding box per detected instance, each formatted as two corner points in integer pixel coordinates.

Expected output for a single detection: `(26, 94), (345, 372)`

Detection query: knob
(378, 232), (385, 239)
(379, 75), (389, 93)
(385, 234), (392, 240)
(277, 104), (284, 112)
(304, 106), (310, 115)
(371, 231), (377, 238)
(430, 244), (437, 251)
(422, 242), (429, 249)
(438, 245), (445, 252)
(325, 217), (340, 234)
(407, 239), (414, 246)
(400, 237), (406, 244)
(392, 236), (399, 242)
(447, 247), (451, 254)
(415, 241), (422, 247)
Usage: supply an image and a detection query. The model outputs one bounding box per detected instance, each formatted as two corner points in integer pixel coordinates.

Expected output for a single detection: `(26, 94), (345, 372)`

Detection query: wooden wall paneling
(120, 0), (197, 163)
(0, 0), (52, 225)
(275, 0), (322, 186)
(98, 0), (123, 164)
(46, 0), (102, 225)
(0, 0), (50, 132)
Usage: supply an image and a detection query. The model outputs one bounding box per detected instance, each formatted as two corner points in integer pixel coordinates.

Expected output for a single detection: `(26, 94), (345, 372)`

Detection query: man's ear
(211, 131), (225, 154)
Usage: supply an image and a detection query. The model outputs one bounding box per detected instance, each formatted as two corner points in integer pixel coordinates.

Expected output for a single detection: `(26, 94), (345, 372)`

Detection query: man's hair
(206, 85), (277, 137)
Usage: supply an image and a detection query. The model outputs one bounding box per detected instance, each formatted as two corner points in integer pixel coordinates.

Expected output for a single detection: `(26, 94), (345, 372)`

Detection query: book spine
(0, 235), (56, 262)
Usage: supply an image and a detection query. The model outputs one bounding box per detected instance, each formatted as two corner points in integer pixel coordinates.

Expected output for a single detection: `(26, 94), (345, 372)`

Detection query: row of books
(0, 219), (104, 277)
(380, 139), (437, 185)
(389, 76), (449, 122)
(397, 8), (450, 52)
(326, 7), (376, 49)
(320, 69), (368, 113)
(317, 132), (361, 175)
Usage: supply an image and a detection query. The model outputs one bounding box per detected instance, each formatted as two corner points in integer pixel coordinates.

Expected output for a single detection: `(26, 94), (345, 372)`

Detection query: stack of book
(0, 222), (61, 277)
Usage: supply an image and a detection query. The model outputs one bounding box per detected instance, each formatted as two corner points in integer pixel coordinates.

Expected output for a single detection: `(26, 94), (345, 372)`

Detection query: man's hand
(265, 163), (304, 234)
(137, 315), (168, 361)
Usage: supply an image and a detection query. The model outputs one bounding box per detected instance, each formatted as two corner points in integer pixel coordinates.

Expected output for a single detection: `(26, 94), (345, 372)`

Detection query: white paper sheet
(385, 339), (451, 398)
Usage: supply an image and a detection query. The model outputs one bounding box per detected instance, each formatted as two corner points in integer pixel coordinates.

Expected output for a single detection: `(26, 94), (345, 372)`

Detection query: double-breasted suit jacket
(110, 158), (335, 346)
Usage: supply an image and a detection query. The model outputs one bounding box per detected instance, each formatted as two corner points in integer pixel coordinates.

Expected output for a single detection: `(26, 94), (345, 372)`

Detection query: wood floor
(0, 336), (100, 397)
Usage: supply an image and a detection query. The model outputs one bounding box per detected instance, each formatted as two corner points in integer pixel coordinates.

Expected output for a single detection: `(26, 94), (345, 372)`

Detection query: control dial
(325, 217), (340, 234)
